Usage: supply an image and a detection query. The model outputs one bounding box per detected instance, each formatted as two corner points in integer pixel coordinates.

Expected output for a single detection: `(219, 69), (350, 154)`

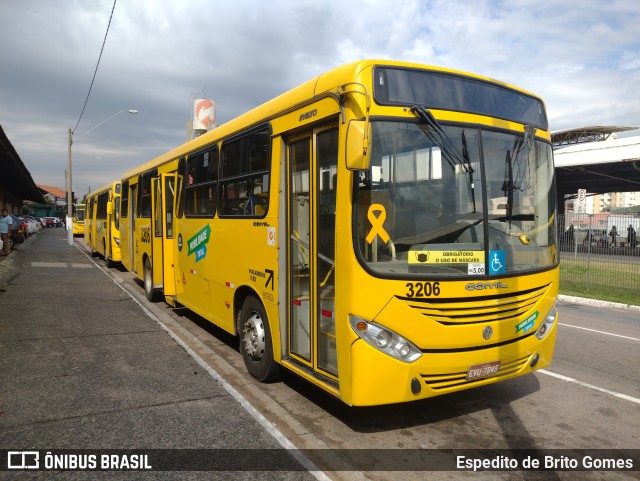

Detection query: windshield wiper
(410, 105), (476, 213)
(461, 130), (475, 213)
(501, 150), (515, 226)
(501, 124), (536, 226)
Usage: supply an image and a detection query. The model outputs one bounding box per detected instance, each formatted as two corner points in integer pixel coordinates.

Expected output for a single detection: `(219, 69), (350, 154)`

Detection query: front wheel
(239, 296), (281, 382)
(143, 257), (160, 302)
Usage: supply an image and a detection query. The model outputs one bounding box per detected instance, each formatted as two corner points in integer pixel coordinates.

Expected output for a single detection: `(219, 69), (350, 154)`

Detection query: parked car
(42, 216), (59, 228)
(19, 216), (39, 236)
(7, 214), (26, 249)
(16, 216), (31, 238)
(580, 228), (608, 248)
(25, 215), (43, 230)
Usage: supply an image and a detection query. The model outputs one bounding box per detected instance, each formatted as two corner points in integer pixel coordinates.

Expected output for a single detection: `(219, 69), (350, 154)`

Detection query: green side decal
(187, 224), (211, 262)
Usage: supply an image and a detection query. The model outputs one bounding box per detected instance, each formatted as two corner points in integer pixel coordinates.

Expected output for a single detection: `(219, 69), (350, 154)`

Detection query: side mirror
(107, 201), (113, 215)
(346, 120), (371, 171)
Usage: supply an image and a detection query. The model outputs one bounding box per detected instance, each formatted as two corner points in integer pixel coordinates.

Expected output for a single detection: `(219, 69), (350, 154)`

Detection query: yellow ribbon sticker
(366, 204), (390, 244)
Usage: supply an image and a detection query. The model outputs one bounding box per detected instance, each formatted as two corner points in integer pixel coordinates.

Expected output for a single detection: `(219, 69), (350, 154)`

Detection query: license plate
(467, 361), (501, 380)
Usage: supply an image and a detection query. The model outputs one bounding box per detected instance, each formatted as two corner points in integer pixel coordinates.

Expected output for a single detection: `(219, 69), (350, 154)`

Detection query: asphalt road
(76, 239), (640, 480)
(0, 232), (640, 480)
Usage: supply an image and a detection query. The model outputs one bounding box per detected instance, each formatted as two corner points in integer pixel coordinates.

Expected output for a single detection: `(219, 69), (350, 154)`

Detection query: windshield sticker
(489, 250), (506, 274)
(365, 204), (390, 244)
(188, 224), (211, 262)
(468, 263), (485, 275)
(408, 250), (485, 265)
(515, 311), (538, 334)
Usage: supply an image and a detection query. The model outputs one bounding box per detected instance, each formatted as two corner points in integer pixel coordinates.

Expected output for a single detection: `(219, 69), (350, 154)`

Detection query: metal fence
(559, 213), (640, 300)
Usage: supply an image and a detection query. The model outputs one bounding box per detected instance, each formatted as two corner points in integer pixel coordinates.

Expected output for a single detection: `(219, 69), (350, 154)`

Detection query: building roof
(552, 126), (638, 146)
(554, 133), (640, 197)
(38, 184), (66, 199)
(0, 124), (45, 203)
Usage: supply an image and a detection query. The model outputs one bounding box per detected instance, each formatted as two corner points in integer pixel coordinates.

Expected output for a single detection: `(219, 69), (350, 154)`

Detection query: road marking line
(559, 322), (639, 341)
(31, 262), (67, 267)
(539, 369), (640, 405)
(30, 261), (93, 268)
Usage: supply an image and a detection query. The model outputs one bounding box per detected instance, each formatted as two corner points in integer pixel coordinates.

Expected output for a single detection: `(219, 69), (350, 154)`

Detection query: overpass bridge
(553, 126), (640, 214)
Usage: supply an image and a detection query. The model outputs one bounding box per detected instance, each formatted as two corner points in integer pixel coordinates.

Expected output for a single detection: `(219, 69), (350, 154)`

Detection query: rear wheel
(239, 296), (281, 382)
(104, 239), (114, 268)
(89, 235), (99, 257)
(144, 257), (159, 302)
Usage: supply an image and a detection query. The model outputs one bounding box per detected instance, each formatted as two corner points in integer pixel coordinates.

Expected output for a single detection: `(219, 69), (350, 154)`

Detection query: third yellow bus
(85, 181), (122, 268)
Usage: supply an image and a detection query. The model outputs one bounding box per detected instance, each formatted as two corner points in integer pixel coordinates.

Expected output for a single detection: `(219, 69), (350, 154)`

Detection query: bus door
(105, 192), (113, 259)
(129, 183), (138, 273)
(161, 173), (177, 298)
(287, 127), (339, 379)
(151, 176), (164, 293)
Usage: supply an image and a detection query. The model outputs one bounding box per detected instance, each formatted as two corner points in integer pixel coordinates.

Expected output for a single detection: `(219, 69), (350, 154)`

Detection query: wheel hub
(242, 312), (265, 361)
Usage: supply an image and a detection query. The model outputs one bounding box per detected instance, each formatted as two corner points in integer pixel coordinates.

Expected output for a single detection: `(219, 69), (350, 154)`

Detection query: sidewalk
(0, 228), (317, 479)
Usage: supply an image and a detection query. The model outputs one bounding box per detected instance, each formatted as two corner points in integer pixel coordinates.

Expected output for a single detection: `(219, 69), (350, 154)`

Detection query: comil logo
(7, 451), (39, 469)
(465, 282), (508, 291)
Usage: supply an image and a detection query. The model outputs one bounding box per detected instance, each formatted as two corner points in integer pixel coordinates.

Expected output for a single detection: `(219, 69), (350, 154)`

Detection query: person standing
(628, 225), (637, 248)
(0, 208), (12, 256)
(609, 225), (617, 247)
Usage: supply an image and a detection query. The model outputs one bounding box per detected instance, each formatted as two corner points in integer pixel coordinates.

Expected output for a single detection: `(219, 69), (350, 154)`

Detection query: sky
(1, 0), (639, 198)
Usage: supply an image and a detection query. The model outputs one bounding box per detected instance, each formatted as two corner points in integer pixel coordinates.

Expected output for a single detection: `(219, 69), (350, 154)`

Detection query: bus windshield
(355, 120), (557, 277)
(74, 206), (85, 221)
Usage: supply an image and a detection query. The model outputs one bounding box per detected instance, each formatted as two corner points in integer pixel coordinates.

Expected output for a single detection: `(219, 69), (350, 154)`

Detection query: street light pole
(66, 109), (138, 246)
(67, 128), (73, 246)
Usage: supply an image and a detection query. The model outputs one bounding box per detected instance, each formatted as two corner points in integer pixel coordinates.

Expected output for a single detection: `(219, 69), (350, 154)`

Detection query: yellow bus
(72, 203), (85, 236)
(85, 181), (122, 268)
(119, 59), (558, 406)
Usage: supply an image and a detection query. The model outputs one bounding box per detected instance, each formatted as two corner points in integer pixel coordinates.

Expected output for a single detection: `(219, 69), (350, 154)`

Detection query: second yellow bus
(85, 181), (122, 268)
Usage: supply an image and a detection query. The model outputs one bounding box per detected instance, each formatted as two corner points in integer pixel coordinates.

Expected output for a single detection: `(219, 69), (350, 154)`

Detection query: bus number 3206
(405, 282), (441, 298)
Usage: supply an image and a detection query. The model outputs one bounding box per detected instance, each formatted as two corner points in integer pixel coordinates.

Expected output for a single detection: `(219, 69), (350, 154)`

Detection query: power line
(72, 0), (118, 135)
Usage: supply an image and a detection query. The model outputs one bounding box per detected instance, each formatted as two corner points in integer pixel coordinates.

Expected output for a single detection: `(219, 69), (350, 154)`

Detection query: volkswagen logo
(482, 326), (493, 340)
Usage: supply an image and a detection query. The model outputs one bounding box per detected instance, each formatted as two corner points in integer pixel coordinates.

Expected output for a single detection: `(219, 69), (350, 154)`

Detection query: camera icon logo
(7, 451), (40, 469)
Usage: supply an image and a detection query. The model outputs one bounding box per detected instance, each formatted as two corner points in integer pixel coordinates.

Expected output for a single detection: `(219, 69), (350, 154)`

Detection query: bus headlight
(535, 302), (557, 340)
(349, 315), (422, 363)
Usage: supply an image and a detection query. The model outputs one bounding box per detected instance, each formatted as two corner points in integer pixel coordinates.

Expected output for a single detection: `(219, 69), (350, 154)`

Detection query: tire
(238, 296), (281, 382)
(89, 236), (99, 257)
(143, 257), (160, 302)
(104, 239), (114, 268)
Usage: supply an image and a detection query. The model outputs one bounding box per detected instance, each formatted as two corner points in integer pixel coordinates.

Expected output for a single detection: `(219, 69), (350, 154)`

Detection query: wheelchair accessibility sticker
(489, 250), (506, 274)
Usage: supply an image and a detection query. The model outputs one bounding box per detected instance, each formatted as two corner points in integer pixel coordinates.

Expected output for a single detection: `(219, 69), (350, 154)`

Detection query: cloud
(1, 0), (639, 195)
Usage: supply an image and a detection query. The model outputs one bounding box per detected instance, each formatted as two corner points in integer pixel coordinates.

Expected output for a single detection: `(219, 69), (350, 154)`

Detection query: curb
(558, 294), (640, 313)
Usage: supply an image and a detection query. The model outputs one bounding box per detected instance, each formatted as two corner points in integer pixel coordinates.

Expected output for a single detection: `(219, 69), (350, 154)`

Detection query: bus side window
(185, 148), (217, 218)
(121, 180), (129, 218)
(220, 126), (271, 217)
